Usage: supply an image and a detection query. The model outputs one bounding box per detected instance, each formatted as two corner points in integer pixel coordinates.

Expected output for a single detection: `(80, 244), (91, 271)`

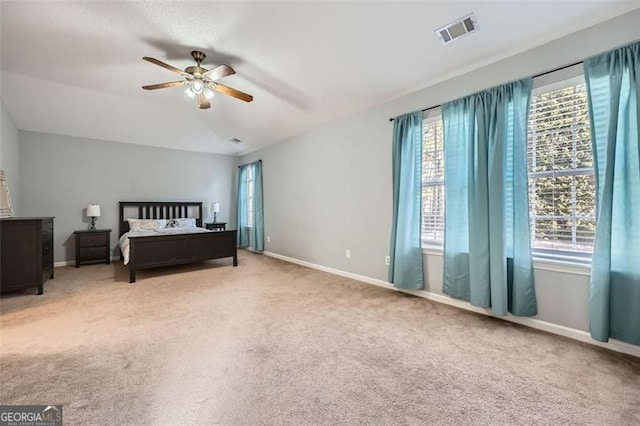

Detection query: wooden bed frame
(119, 201), (237, 283)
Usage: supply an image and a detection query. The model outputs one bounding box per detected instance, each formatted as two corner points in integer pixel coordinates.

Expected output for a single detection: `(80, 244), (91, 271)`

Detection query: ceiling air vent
(436, 13), (478, 45)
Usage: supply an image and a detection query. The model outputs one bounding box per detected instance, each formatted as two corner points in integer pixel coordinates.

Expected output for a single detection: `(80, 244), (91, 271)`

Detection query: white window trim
(532, 63), (583, 91)
(422, 107), (442, 121)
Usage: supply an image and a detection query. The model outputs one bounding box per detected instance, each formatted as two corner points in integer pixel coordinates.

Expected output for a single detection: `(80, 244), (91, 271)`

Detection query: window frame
(527, 71), (596, 262)
(421, 108), (445, 246)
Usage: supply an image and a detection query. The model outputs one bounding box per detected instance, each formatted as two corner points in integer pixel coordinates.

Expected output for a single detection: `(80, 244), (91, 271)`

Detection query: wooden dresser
(0, 217), (54, 295)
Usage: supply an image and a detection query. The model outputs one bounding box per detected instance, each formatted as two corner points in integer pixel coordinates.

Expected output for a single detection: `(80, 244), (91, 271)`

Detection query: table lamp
(212, 202), (220, 223)
(87, 204), (101, 231)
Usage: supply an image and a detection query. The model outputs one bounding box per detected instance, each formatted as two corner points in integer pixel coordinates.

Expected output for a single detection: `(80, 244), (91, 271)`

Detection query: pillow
(175, 218), (196, 228)
(127, 218), (141, 232)
(128, 218), (167, 232)
(140, 219), (167, 231)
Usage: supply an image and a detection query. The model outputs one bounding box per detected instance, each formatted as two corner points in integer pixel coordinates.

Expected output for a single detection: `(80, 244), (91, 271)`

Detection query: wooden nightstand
(205, 222), (227, 231)
(74, 229), (112, 268)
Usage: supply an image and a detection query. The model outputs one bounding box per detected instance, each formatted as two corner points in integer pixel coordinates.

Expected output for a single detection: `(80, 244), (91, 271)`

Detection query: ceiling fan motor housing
(185, 65), (208, 75)
(185, 51), (208, 74)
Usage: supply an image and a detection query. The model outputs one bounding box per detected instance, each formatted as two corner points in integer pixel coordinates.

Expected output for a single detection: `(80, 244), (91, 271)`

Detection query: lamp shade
(87, 204), (101, 217)
(212, 202), (220, 213)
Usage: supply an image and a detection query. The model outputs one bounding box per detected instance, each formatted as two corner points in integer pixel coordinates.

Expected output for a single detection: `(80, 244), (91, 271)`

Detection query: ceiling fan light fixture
(191, 79), (204, 94)
(185, 87), (196, 98)
(204, 88), (214, 100)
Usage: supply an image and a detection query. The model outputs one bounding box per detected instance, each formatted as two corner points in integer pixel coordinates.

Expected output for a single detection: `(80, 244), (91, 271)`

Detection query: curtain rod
(388, 60), (584, 122)
(238, 159), (262, 168)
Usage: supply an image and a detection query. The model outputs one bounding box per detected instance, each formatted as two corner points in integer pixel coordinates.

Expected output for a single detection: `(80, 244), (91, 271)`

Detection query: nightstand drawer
(78, 233), (107, 248)
(79, 246), (106, 261)
(205, 222), (227, 231)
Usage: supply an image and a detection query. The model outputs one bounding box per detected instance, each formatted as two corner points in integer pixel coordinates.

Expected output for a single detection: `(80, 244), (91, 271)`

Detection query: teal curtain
(253, 160), (264, 252)
(584, 42), (640, 345)
(237, 166), (248, 247)
(442, 78), (536, 316)
(237, 160), (264, 252)
(388, 111), (424, 290)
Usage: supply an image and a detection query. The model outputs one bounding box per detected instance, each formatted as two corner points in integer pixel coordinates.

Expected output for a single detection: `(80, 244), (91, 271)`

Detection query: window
(527, 76), (596, 260)
(419, 71), (597, 262)
(421, 114), (445, 244)
(246, 166), (254, 227)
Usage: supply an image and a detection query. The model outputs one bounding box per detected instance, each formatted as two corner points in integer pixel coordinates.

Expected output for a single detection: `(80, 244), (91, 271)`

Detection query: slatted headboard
(119, 201), (203, 237)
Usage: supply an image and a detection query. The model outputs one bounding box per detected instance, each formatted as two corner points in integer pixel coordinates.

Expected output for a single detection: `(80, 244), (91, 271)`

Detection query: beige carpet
(1, 251), (639, 425)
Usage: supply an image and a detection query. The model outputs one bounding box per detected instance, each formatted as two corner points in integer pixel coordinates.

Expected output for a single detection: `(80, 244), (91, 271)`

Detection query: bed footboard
(128, 230), (237, 283)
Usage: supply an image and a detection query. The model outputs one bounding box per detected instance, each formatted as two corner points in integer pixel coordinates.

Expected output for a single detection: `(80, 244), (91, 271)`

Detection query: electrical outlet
(267, 236), (271, 243)
(345, 249), (351, 259)
(385, 256), (390, 266)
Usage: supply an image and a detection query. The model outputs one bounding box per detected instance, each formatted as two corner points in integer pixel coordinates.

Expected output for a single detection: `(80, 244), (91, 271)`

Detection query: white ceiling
(1, 1), (638, 156)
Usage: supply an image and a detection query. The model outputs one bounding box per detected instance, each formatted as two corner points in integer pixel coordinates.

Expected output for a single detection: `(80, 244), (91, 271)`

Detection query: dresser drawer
(79, 246), (106, 261)
(78, 233), (107, 248)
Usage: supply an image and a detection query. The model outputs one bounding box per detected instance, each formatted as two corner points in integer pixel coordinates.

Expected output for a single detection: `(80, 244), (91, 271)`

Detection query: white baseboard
(263, 251), (640, 359)
(54, 256), (119, 268)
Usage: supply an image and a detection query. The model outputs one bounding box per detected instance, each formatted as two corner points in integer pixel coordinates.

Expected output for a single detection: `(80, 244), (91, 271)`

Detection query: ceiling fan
(142, 50), (253, 109)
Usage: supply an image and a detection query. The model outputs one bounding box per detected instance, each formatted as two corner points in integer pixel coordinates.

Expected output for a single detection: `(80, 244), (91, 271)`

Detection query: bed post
(118, 202), (125, 261)
(129, 238), (136, 283)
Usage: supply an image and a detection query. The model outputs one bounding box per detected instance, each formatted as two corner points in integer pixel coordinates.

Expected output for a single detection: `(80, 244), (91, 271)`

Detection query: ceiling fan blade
(197, 93), (211, 109)
(143, 57), (188, 76)
(214, 83), (253, 102)
(142, 81), (186, 90)
(203, 64), (236, 81)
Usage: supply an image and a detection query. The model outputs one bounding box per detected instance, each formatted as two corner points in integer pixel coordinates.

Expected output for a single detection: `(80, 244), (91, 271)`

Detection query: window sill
(421, 246), (591, 276)
(532, 257), (590, 276)
(422, 244), (444, 256)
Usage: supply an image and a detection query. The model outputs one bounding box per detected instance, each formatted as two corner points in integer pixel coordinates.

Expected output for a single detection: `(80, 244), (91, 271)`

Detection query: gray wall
(19, 131), (237, 263)
(1, 97), (20, 214)
(241, 10), (640, 334)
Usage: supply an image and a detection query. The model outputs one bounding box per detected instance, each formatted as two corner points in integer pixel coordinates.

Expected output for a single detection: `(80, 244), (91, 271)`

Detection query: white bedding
(118, 227), (213, 265)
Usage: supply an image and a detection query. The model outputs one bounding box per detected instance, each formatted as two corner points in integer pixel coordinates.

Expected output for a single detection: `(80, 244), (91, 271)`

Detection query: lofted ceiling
(1, 1), (638, 156)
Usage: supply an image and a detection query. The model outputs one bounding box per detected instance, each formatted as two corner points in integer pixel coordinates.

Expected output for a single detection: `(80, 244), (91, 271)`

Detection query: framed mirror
(0, 170), (14, 217)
